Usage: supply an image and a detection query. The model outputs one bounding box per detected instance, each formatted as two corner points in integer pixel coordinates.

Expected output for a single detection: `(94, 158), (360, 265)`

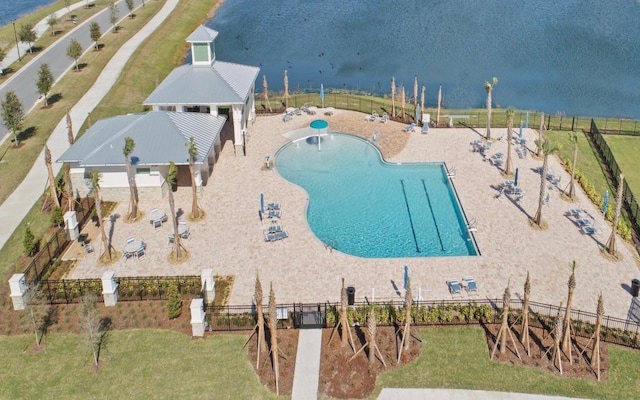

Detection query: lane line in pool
(399, 180), (421, 253)
(421, 179), (446, 252)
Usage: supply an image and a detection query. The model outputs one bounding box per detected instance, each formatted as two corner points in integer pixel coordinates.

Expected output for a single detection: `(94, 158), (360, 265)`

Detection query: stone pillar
(232, 104), (244, 156)
(201, 269), (215, 304)
(9, 274), (27, 310)
(64, 211), (80, 241)
(101, 271), (118, 307)
(190, 298), (206, 337)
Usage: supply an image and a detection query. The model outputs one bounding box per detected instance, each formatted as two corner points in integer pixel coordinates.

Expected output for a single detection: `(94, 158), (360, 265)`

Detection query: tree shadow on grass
(17, 126), (37, 143)
(47, 93), (63, 107)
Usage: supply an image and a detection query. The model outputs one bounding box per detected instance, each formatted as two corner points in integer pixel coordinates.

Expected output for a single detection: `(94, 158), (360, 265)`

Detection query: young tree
(109, 2), (119, 33)
(253, 273), (267, 368)
(532, 139), (559, 227)
(19, 23), (37, 54)
(590, 293), (604, 381)
(187, 137), (202, 219)
(268, 283), (280, 395)
(397, 279), (413, 364)
(328, 278), (355, 352)
(89, 170), (112, 261)
(491, 283), (521, 360)
(167, 161), (186, 260)
(605, 173), (625, 256)
(1, 90), (24, 147)
(66, 38), (83, 72)
(123, 137), (138, 220)
(504, 107), (515, 176)
(44, 145), (60, 208)
(520, 271), (531, 357)
(23, 227), (37, 256)
(79, 293), (107, 367)
(561, 261), (577, 364)
(24, 283), (49, 348)
(484, 77), (498, 140)
(566, 132), (579, 201)
(47, 13), (59, 36)
(125, 0), (134, 18)
(0, 46), (6, 69)
(36, 63), (54, 106)
(90, 22), (101, 50)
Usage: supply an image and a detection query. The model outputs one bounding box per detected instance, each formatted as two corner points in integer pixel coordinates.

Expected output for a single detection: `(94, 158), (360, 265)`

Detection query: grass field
(372, 327), (640, 400)
(0, 331), (279, 400)
(603, 135), (640, 198)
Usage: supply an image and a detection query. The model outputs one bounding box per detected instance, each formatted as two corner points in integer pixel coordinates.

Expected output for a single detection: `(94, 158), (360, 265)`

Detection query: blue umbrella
(514, 168), (519, 187)
(602, 190), (609, 214)
(260, 192), (264, 214)
(403, 265), (409, 290)
(525, 112), (529, 129)
(320, 83), (325, 108)
(519, 120), (523, 141)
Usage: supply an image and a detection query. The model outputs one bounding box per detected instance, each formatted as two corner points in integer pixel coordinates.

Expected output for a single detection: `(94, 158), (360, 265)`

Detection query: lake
(208, 0), (640, 119)
(0, 0), (55, 27)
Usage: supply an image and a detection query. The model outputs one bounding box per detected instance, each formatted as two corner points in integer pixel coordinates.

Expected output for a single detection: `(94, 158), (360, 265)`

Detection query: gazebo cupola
(186, 26), (218, 66)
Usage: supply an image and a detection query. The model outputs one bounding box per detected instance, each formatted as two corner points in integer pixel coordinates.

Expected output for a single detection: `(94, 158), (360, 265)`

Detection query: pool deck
(68, 109), (640, 320)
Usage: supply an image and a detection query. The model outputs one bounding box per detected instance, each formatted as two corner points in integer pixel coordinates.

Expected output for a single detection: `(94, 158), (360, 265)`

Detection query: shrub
(51, 206), (64, 227)
(167, 283), (183, 320)
(23, 227), (38, 256)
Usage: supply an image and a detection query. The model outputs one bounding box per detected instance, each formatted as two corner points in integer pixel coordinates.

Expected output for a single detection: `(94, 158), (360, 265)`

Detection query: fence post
(8, 274), (28, 310)
(190, 299), (206, 337)
(101, 271), (118, 306)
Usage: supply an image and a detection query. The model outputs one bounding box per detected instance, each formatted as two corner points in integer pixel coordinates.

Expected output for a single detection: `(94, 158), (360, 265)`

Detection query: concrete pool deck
(68, 109), (640, 320)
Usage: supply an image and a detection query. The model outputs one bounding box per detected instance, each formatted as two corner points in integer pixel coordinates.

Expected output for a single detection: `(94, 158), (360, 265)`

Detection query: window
(136, 168), (150, 175)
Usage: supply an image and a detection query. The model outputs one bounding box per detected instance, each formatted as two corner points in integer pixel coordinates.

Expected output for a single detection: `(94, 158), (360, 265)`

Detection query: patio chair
(268, 210), (281, 219)
(126, 236), (135, 244)
(380, 114), (389, 123)
(81, 241), (94, 254)
(576, 218), (592, 227)
(168, 234), (175, 246)
(402, 123), (416, 132)
(135, 247), (145, 260)
(180, 229), (190, 240)
(581, 225), (597, 235)
(153, 219), (162, 229)
(268, 225), (283, 233)
(267, 202), (281, 210)
(446, 279), (463, 298)
(462, 277), (478, 295)
(274, 231), (288, 240)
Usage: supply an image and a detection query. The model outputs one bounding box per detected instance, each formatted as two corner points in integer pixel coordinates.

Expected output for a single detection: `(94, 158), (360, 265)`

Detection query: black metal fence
(206, 299), (640, 350)
(588, 120), (640, 235)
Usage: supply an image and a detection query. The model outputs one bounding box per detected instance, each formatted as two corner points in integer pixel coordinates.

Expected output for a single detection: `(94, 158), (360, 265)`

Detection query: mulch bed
(247, 328), (298, 396)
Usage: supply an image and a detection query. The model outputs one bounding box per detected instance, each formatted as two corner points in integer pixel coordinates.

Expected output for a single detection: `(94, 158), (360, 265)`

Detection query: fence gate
(294, 303), (325, 329)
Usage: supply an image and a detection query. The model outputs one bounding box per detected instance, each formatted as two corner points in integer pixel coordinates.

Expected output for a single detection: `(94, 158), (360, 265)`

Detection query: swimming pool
(274, 133), (478, 258)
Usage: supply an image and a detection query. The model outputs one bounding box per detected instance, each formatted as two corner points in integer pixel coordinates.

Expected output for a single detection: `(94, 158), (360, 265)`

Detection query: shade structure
(260, 192), (264, 214)
(403, 265), (409, 290)
(602, 190), (609, 214)
(320, 84), (325, 108)
(514, 168), (519, 187)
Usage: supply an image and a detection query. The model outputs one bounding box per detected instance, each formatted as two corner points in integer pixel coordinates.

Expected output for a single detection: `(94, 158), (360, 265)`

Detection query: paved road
(0, 0), (145, 142)
(0, 0), (87, 72)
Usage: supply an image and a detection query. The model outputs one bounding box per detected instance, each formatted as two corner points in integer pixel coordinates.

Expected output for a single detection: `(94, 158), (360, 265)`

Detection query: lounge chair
(380, 114), (389, 123)
(402, 123), (416, 132)
(268, 210), (281, 219)
(81, 241), (94, 254)
(581, 225), (597, 235)
(568, 208), (583, 217)
(267, 225), (283, 233)
(267, 202), (281, 210)
(264, 230), (289, 242)
(462, 277), (478, 295)
(168, 234), (175, 246)
(422, 123), (429, 134)
(446, 279), (463, 298)
(576, 218), (592, 227)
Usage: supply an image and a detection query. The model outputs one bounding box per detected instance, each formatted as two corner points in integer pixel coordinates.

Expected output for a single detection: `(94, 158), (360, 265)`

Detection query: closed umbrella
(260, 192), (264, 214)
(415, 101), (420, 124)
(320, 83), (325, 108)
(519, 120), (523, 141)
(602, 190), (609, 214)
(436, 84), (442, 127)
(420, 85), (425, 117)
(284, 70), (289, 109)
(403, 265), (409, 290)
(525, 112), (529, 129)
(391, 76), (396, 118)
(514, 168), (519, 187)
(413, 75), (418, 110)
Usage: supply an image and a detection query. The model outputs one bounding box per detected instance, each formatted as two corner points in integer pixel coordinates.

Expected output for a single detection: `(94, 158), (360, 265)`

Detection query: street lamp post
(12, 20), (21, 62)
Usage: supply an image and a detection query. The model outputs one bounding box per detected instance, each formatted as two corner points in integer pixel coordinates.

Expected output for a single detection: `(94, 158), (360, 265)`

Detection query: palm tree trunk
(521, 272), (531, 357)
(168, 189), (182, 259)
(189, 161), (200, 219)
(536, 112), (545, 157)
(568, 143), (578, 200)
(505, 116), (514, 176)
(64, 165), (74, 212)
(125, 159), (137, 220)
(45, 147), (60, 208)
(486, 90), (492, 140)
(533, 155), (549, 226)
(391, 77), (396, 119)
(606, 174), (624, 256)
(94, 191), (110, 260)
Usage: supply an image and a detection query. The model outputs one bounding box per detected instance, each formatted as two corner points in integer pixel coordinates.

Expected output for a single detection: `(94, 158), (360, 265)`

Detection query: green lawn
(372, 327), (640, 400)
(0, 330), (280, 400)
(603, 135), (640, 198)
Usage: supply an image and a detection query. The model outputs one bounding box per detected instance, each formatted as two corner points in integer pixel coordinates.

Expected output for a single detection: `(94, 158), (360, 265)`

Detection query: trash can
(632, 279), (640, 298)
(346, 286), (355, 306)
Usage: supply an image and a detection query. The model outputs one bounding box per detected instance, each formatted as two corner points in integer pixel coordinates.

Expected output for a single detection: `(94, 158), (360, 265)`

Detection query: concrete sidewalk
(0, 0), (179, 249)
(378, 388), (590, 399)
(0, 0), (86, 71)
(291, 329), (322, 400)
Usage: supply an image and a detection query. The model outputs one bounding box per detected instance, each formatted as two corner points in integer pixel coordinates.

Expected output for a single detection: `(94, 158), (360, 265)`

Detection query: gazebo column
(232, 104), (244, 156)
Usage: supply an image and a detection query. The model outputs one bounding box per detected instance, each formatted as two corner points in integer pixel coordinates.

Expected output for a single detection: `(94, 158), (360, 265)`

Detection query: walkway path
(0, 0), (178, 249)
(291, 329), (322, 400)
(0, 0), (146, 142)
(0, 0), (86, 72)
(377, 388), (589, 399)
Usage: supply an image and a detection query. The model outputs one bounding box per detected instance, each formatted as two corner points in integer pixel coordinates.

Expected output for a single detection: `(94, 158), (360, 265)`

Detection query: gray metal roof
(186, 26), (218, 43)
(57, 112), (227, 167)
(144, 61), (260, 106)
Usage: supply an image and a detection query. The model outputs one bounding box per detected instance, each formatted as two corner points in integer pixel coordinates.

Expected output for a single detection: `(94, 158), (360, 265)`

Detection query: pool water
(274, 134), (478, 258)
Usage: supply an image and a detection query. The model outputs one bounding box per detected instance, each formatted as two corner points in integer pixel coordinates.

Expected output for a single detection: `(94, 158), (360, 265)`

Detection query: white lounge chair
(402, 123), (416, 132)
(462, 277), (478, 295)
(446, 279), (463, 298)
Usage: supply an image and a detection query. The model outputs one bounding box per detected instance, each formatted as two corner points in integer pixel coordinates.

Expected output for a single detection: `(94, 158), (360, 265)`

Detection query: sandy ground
(67, 109), (640, 320)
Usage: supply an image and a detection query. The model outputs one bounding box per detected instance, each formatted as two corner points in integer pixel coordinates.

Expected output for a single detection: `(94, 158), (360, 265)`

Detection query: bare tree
(283, 70), (289, 109)
(535, 112), (545, 157)
(125, 0), (134, 18)
(253, 273), (267, 368)
(24, 283), (49, 348)
(79, 293), (108, 367)
(350, 307), (386, 367)
(397, 279), (413, 364)
(262, 75), (272, 112)
(566, 132), (579, 200)
(590, 293), (604, 380)
(605, 174), (624, 256)
(504, 107), (515, 176)
(109, 2), (119, 33)
(44, 145), (60, 208)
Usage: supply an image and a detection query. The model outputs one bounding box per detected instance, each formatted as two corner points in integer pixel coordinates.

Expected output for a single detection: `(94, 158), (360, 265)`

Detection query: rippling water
(0, 0), (55, 27)
(209, 0), (640, 118)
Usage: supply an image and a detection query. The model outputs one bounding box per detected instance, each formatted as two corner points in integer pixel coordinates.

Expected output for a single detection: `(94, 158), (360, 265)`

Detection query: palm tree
(484, 77), (498, 140)
(521, 271), (531, 357)
(167, 162), (185, 260)
(504, 107), (515, 176)
(397, 279), (413, 364)
(535, 112), (545, 158)
(591, 293), (604, 381)
(123, 137), (138, 221)
(436, 84), (442, 127)
(268, 283), (280, 395)
(413, 75), (418, 112)
(187, 137), (202, 220)
(561, 261), (577, 363)
(283, 70), (289, 109)
(44, 145), (60, 208)
(605, 173), (624, 256)
(391, 77), (396, 118)
(401, 85), (406, 121)
(532, 139), (559, 227)
(254, 273), (267, 367)
(262, 75), (271, 112)
(64, 111), (74, 211)
(567, 132), (579, 200)
(89, 170), (111, 261)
